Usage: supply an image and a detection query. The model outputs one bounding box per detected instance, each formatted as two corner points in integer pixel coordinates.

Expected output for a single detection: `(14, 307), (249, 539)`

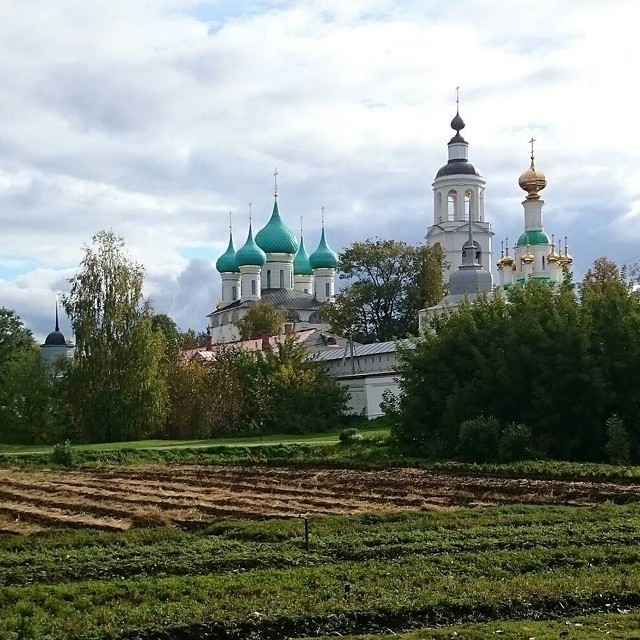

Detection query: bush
(498, 422), (536, 462)
(457, 416), (501, 463)
(51, 440), (76, 467)
(604, 414), (631, 465)
(339, 428), (363, 444)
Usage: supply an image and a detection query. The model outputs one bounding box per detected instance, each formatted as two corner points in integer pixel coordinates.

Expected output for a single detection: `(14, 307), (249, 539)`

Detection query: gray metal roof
(313, 339), (416, 362)
(208, 288), (323, 317)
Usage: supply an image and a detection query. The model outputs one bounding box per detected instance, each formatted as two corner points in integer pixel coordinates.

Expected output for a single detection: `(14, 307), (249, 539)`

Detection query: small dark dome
(451, 111), (465, 132)
(435, 160), (481, 178)
(44, 330), (67, 346)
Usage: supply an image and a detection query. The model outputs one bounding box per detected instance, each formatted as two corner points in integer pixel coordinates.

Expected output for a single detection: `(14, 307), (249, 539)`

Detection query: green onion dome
(255, 200), (299, 254)
(309, 229), (338, 270)
(236, 225), (266, 267)
(516, 230), (550, 247)
(215, 233), (240, 273)
(293, 235), (313, 276)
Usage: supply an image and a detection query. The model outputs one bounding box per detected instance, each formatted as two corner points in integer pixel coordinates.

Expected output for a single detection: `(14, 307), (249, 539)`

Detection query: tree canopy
(63, 231), (167, 442)
(324, 239), (446, 343)
(0, 308), (34, 370)
(392, 257), (640, 462)
(235, 300), (287, 340)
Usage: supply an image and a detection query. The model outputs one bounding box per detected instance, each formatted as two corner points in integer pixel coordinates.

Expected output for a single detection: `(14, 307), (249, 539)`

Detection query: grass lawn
(0, 423), (390, 455)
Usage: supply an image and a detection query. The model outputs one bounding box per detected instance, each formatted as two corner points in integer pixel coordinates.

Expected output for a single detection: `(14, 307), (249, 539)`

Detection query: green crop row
(313, 612), (640, 640)
(3, 504), (640, 588)
(4, 554), (640, 638)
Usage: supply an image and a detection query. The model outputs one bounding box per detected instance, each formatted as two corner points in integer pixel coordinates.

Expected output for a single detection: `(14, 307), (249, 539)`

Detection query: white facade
(315, 340), (414, 419)
(262, 254), (294, 290)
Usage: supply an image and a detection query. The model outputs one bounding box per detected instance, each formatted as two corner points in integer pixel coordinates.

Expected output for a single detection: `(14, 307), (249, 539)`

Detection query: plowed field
(2, 464), (640, 534)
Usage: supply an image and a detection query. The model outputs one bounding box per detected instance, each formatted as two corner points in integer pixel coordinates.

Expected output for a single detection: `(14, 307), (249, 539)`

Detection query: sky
(1, 0), (639, 341)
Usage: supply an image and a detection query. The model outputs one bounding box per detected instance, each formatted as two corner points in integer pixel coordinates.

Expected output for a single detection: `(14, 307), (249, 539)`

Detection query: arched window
(465, 190), (474, 221)
(211, 316), (219, 328)
(437, 192), (443, 222)
(266, 270), (271, 288)
(309, 312), (322, 324)
(221, 313), (229, 325)
(447, 190), (457, 221)
(279, 269), (285, 288)
(288, 311), (300, 323)
(231, 311), (239, 322)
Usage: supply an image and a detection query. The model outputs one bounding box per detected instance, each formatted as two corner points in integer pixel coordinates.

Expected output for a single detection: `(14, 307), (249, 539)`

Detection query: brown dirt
(1, 465), (640, 534)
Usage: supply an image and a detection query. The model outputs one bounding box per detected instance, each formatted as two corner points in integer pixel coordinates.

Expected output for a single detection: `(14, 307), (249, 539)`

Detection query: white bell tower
(426, 91), (493, 282)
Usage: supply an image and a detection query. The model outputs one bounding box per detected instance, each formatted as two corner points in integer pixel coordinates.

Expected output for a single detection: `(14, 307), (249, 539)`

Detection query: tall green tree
(324, 239), (446, 343)
(63, 231), (167, 442)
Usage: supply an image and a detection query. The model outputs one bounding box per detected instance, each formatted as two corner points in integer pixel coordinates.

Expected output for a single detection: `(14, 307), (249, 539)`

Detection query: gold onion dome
(521, 244), (535, 265)
(547, 244), (560, 264)
(518, 163), (547, 198)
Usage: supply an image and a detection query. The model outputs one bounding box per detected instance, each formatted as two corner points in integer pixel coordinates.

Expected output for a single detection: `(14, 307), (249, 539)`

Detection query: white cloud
(0, 0), (638, 339)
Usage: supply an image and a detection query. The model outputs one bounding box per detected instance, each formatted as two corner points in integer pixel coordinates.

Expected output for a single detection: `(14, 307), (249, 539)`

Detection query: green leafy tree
(166, 359), (213, 439)
(0, 308), (34, 370)
(258, 335), (350, 433)
(324, 239), (446, 343)
(394, 276), (601, 461)
(0, 347), (66, 444)
(63, 231), (168, 442)
(235, 300), (287, 340)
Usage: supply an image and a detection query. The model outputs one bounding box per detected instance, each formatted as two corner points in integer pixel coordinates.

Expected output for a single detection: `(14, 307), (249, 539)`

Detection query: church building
(208, 177), (339, 343)
(420, 106), (575, 331)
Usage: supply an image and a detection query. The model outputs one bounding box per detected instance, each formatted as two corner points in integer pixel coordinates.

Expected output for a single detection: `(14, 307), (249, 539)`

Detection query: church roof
(255, 200), (299, 254)
(208, 288), (323, 316)
(215, 233), (239, 273)
(236, 224), (267, 267)
(309, 229), (339, 269)
(516, 230), (550, 247)
(44, 330), (67, 346)
(435, 159), (480, 178)
(293, 235), (313, 276)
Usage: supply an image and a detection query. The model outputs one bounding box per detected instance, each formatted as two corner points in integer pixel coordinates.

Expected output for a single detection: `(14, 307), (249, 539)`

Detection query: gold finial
(274, 167), (279, 199)
(500, 240), (504, 258)
(505, 237), (509, 255)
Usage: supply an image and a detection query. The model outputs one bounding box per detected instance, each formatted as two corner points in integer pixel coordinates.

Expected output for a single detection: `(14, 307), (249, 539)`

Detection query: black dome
(435, 160), (480, 178)
(44, 330), (67, 346)
(450, 111), (465, 132)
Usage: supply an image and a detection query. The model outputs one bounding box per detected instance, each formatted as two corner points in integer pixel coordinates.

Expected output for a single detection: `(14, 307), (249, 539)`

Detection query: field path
(1, 464), (639, 533)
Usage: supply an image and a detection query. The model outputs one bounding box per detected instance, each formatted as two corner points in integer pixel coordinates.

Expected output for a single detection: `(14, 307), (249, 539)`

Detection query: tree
(235, 300), (287, 340)
(0, 309), (66, 445)
(0, 308), (34, 370)
(0, 348), (66, 444)
(324, 239), (446, 343)
(63, 231), (167, 442)
(393, 276), (602, 461)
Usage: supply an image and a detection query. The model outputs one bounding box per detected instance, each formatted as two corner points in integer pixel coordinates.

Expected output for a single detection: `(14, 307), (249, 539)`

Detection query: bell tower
(426, 90), (493, 281)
